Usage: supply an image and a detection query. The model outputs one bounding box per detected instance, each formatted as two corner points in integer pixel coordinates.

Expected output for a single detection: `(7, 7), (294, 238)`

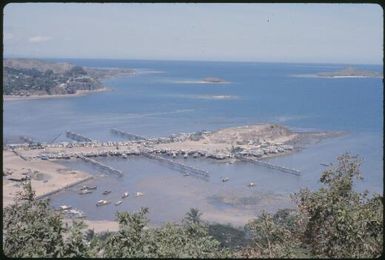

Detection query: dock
(142, 152), (209, 181)
(110, 128), (146, 141)
(66, 131), (93, 143)
(79, 156), (123, 177)
(240, 158), (301, 176)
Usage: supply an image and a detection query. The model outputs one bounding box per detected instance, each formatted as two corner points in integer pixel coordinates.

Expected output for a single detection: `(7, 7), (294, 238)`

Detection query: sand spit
(2, 150), (91, 207)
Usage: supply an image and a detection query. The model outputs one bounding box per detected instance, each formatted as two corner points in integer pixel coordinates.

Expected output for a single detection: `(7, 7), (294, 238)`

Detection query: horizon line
(3, 55), (383, 67)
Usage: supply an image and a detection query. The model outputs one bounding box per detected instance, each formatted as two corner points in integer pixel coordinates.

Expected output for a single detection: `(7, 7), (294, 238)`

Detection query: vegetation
(3, 61), (103, 96)
(2, 154), (383, 258)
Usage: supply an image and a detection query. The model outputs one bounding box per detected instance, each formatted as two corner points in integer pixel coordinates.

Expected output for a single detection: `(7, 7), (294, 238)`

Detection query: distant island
(3, 58), (135, 98)
(292, 66), (383, 79)
(317, 67), (383, 78)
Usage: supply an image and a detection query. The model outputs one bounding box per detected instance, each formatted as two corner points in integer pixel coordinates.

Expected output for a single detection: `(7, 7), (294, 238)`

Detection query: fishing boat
(59, 205), (72, 210)
(115, 200), (123, 206)
(135, 192), (144, 197)
(102, 190), (112, 195)
(96, 200), (110, 207)
(121, 192), (129, 198)
(79, 189), (92, 195)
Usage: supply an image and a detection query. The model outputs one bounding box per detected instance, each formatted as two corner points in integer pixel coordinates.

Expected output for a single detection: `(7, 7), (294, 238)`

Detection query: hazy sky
(3, 3), (383, 64)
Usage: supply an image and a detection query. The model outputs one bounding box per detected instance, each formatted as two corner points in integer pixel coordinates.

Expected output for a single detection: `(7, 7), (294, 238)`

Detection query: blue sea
(3, 59), (383, 225)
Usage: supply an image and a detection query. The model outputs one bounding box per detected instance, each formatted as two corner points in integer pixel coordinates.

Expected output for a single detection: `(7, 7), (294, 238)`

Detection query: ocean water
(3, 59), (383, 224)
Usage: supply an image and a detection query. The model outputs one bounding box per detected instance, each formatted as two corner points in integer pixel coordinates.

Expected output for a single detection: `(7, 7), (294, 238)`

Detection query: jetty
(66, 131), (93, 143)
(79, 156), (123, 177)
(142, 152), (209, 180)
(240, 157), (301, 176)
(110, 128), (146, 141)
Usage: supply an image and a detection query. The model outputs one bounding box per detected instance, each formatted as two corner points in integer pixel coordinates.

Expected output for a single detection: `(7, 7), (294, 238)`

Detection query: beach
(3, 150), (91, 207)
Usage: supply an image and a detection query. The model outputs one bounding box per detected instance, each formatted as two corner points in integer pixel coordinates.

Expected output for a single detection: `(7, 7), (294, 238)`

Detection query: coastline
(3, 150), (92, 207)
(3, 87), (111, 101)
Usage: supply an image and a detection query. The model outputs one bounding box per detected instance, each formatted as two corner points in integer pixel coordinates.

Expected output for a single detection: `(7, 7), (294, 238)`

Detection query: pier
(110, 128), (146, 141)
(66, 131), (93, 143)
(240, 158), (301, 176)
(142, 152), (209, 181)
(79, 156), (123, 177)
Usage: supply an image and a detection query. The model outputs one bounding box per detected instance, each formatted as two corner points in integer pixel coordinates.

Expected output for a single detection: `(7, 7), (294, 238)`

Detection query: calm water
(3, 59), (383, 224)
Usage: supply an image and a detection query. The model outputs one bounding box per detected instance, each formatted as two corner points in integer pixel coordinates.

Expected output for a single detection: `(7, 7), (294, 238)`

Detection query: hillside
(3, 58), (134, 96)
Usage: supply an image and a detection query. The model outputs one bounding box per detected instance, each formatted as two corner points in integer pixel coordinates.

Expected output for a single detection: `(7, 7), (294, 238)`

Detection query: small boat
(222, 177), (229, 182)
(320, 163), (329, 167)
(79, 189), (92, 195)
(183, 154), (188, 159)
(122, 154), (128, 159)
(96, 200), (110, 207)
(102, 190), (112, 195)
(248, 182), (256, 187)
(135, 192), (144, 197)
(183, 173), (189, 176)
(80, 185), (97, 190)
(115, 200), (123, 206)
(59, 205), (72, 210)
(122, 192), (129, 198)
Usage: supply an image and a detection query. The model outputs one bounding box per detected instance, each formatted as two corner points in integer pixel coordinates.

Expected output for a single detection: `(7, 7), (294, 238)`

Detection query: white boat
(115, 200), (123, 206)
(222, 177), (229, 182)
(248, 182), (256, 187)
(59, 205), (72, 210)
(135, 192), (144, 197)
(96, 200), (110, 207)
(122, 192), (129, 198)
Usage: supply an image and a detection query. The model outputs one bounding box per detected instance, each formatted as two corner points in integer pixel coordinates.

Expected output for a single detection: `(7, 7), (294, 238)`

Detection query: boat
(248, 182), (256, 187)
(320, 163), (329, 167)
(122, 154), (128, 159)
(135, 192), (144, 197)
(79, 189), (92, 195)
(96, 200), (110, 207)
(183, 173), (189, 176)
(59, 205), (72, 210)
(222, 177), (229, 182)
(121, 192), (129, 198)
(80, 185), (97, 190)
(102, 190), (112, 195)
(183, 154), (188, 159)
(115, 200), (123, 206)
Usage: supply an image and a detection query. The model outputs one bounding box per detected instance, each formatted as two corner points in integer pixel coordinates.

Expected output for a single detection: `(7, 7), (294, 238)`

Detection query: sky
(3, 3), (383, 64)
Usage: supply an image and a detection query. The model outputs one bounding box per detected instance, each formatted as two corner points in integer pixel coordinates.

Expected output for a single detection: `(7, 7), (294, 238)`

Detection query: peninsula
(3, 58), (135, 99)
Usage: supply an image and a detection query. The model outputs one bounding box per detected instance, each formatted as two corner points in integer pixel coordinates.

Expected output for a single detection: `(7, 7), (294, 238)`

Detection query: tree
(293, 153), (383, 258)
(3, 181), (91, 258)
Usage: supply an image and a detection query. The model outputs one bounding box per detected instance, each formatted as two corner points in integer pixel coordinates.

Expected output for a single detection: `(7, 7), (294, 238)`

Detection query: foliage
(102, 207), (227, 258)
(293, 153), (383, 258)
(3, 181), (89, 257)
(208, 223), (248, 249)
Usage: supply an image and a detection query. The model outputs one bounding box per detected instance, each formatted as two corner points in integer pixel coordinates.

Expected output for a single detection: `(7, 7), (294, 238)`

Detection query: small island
(316, 66), (383, 78)
(3, 58), (135, 99)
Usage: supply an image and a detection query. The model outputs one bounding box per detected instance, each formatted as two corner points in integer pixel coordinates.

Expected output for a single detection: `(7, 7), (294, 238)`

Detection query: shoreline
(3, 87), (111, 101)
(2, 150), (92, 207)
